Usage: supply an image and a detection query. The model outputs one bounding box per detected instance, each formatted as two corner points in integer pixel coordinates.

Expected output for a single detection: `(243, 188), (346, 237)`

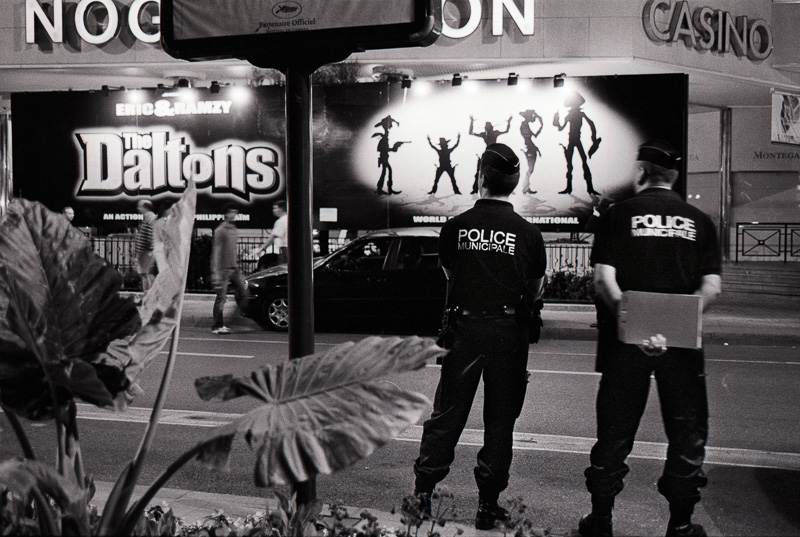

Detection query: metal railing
(92, 234), (595, 291)
(735, 223), (800, 262)
(92, 234), (136, 276)
(545, 242), (592, 276)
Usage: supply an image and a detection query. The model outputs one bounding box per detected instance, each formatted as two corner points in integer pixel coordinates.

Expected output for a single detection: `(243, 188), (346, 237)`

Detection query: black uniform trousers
(414, 315), (529, 503)
(585, 331), (709, 510)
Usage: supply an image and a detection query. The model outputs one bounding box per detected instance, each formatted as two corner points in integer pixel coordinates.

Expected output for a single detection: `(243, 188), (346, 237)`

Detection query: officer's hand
(639, 334), (667, 356)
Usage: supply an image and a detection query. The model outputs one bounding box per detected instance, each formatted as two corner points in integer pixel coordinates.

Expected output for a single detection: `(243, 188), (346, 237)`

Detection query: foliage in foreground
(0, 183), (444, 536)
(542, 271), (596, 303)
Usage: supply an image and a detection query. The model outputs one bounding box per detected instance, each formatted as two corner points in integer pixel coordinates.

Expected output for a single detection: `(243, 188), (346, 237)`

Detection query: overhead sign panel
(170, 1), (416, 38)
(161, 0), (440, 61)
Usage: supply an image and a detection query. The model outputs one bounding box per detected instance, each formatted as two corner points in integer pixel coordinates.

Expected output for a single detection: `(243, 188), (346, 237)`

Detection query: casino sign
(642, 0), (772, 61)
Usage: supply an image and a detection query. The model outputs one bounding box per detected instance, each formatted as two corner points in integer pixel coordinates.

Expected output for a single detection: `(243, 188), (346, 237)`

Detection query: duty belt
(461, 305), (516, 317)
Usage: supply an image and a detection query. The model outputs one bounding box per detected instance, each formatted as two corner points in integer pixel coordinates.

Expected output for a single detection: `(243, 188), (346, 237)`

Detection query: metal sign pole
(283, 62), (317, 504)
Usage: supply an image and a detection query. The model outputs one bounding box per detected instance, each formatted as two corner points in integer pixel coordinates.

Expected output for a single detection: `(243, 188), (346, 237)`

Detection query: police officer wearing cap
(578, 141), (722, 537)
(413, 143), (546, 530)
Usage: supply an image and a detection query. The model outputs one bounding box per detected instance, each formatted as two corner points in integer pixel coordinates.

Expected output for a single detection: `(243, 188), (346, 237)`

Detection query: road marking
(425, 364), (599, 376)
(529, 351), (595, 357)
(181, 336), (338, 346)
(76, 404), (237, 428)
(72, 405), (800, 471)
(158, 351), (254, 359)
(529, 369), (600, 376)
(707, 359), (800, 366)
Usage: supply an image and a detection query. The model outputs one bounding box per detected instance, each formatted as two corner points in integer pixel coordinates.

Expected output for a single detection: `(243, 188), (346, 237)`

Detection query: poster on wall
(11, 73), (687, 233)
(771, 90), (800, 145)
(11, 87), (287, 230)
(314, 73), (688, 231)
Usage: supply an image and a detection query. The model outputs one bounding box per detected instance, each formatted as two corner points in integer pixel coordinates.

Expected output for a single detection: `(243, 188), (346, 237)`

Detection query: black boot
(665, 523), (706, 537)
(475, 499), (508, 530)
(577, 513), (613, 537)
(414, 491), (432, 519)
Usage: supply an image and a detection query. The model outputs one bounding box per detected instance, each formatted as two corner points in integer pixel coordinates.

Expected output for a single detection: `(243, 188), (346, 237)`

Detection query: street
(1, 327), (798, 536)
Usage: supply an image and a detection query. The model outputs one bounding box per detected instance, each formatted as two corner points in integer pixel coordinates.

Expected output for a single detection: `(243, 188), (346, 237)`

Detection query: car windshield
(328, 238), (393, 272)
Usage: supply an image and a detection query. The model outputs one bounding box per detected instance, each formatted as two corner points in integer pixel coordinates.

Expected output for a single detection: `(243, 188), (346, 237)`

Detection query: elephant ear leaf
(0, 199), (140, 419)
(0, 459), (91, 535)
(102, 181), (197, 409)
(195, 336), (444, 487)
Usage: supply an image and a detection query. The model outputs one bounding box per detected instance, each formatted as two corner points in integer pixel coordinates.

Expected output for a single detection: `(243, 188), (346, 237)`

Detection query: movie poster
(12, 86), (287, 230)
(11, 73), (687, 232)
(771, 90), (800, 145)
(314, 73), (688, 231)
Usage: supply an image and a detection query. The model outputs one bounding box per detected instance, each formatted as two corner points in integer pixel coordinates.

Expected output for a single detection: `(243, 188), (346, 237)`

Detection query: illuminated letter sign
(25, 0), (160, 45)
(442, 0), (534, 38)
(76, 129), (282, 200)
(642, 0), (772, 61)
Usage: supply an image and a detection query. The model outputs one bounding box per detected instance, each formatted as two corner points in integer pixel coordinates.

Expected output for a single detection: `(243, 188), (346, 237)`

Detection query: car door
(380, 236), (446, 329)
(314, 237), (397, 323)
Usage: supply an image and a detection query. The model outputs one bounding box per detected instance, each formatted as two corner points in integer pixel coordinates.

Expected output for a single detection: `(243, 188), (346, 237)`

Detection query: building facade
(1, 0), (799, 261)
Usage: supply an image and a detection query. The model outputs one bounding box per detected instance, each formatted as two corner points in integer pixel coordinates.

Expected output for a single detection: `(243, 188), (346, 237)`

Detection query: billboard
(313, 73), (688, 231)
(160, 0), (441, 62)
(12, 86), (287, 230)
(11, 74), (687, 232)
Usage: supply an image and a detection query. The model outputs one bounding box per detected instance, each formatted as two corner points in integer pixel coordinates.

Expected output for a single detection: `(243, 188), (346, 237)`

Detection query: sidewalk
(109, 292), (798, 536)
(92, 480), (552, 536)
(179, 292), (800, 347)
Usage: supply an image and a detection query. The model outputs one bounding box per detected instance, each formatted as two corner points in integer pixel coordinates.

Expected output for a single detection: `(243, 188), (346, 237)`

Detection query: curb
(166, 294), (800, 347)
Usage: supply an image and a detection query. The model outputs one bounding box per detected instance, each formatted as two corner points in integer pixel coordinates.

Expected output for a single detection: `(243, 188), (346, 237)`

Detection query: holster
(436, 306), (461, 351)
(517, 295), (544, 344)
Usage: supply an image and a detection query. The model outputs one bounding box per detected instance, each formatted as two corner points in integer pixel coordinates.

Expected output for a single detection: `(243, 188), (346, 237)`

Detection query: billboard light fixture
(401, 75), (412, 89)
(210, 81), (221, 94)
(508, 73), (518, 86)
(452, 73), (462, 86)
(100, 85), (125, 97)
(554, 73), (566, 88)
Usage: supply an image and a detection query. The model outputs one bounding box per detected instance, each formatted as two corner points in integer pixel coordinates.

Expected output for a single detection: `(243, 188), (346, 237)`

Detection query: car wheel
(261, 294), (289, 331)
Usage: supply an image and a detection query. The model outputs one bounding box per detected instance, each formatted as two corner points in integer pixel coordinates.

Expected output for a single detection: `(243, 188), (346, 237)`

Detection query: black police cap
(481, 143), (520, 176)
(637, 140), (681, 170)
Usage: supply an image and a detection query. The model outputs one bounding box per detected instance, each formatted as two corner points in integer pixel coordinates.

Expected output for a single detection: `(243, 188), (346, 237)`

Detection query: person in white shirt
(253, 200), (288, 265)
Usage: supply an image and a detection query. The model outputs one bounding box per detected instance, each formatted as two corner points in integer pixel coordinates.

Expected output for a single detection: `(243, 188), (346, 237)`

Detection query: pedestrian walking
(413, 143), (547, 530)
(211, 204), (249, 335)
(135, 200), (157, 293)
(253, 200), (288, 266)
(578, 140), (722, 537)
(62, 206), (75, 223)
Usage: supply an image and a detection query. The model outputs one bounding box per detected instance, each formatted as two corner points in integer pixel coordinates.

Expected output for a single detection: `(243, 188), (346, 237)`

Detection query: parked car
(236, 227), (446, 332)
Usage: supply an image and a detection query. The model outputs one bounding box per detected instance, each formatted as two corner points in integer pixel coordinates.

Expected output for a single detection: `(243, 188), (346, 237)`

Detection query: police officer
(578, 140), (722, 537)
(413, 143), (546, 530)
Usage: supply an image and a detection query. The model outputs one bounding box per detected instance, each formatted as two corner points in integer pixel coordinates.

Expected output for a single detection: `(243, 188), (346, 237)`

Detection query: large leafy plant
(0, 182), (444, 536)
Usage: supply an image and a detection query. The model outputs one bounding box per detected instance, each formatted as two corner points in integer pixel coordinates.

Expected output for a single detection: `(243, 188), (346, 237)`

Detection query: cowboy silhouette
(553, 92), (601, 195)
(427, 134), (461, 195)
(468, 115), (512, 194)
(373, 115), (408, 195)
(519, 109), (543, 195)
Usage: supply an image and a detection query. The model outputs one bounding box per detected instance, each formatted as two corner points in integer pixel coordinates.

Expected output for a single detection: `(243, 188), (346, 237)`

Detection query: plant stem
(56, 405), (65, 476)
(65, 400), (86, 487)
(30, 486), (58, 536)
(133, 321), (182, 469)
(117, 439), (211, 536)
(1, 404), (36, 460)
(96, 290), (186, 536)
